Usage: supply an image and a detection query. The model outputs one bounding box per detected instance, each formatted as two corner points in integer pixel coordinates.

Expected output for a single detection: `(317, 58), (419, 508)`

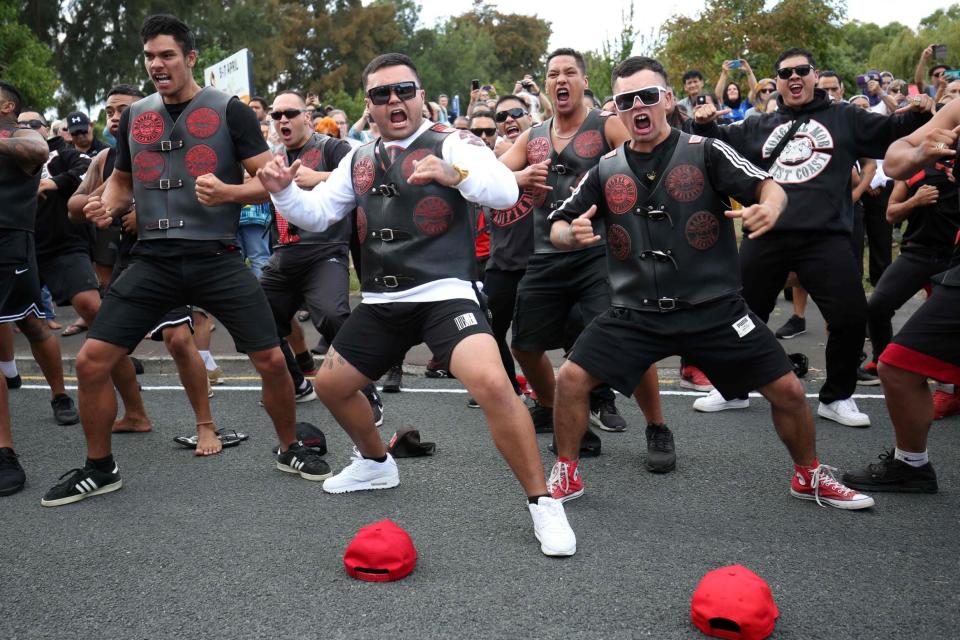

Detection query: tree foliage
(1, 0), (59, 109)
(585, 1), (639, 98)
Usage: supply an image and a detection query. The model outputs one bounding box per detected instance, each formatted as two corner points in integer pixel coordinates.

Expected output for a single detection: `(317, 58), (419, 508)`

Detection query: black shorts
(880, 284), (960, 385)
(91, 224), (121, 268)
(147, 306), (194, 341)
(511, 247), (610, 351)
(39, 251), (100, 305)
(0, 230), (45, 323)
(88, 250), (279, 353)
(569, 296), (793, 398)
(332, 299), (492, 381)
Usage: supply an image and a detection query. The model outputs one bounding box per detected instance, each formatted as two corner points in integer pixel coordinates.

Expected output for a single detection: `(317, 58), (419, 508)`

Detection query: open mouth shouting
(152, 73), (172, 91)
(278, 123), (294, 142)
(633, 111), (652, 136)
(555, 87), (571, 109)
(503, 122), (521, 139)
(388, 108), (409, 130)
(787, 81), (804, 100)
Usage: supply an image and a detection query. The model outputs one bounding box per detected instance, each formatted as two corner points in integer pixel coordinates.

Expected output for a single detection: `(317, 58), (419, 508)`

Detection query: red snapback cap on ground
(343, 519), (417, 582)
(691, 564), (779, 640)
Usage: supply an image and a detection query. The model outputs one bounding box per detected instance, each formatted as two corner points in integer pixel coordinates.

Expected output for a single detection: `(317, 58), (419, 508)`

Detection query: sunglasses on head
(613, 86), (666, 111)
(494, 107), (527, 122)
(367, 81), (419, 105)
(776, 64), (814, 80)
(18, 119), (46, 129)
(471, 127), (496, 137)
(270, 109), (303, 120)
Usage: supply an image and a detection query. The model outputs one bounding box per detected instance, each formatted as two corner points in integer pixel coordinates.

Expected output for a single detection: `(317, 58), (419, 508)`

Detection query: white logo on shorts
(454, 312), (478, 331)
(732, 315), (756, 338)
(14, 267), (28, 275)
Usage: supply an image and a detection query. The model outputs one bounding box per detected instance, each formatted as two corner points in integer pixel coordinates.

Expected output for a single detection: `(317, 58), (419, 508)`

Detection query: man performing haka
(546, 56), (874, 511)
(259, 53), (577, 557)
(41, 14), (326, 507)
(498, 48), (666, 461)
(843, 100), (960, 494)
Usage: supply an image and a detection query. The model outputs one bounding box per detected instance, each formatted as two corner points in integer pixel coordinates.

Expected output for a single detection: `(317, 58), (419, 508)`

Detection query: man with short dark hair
(0, 80), (65, 496)
(259, 52), (577, 557)
(248, 96), (268, 123)
(41, 14), (318, 507)
(692, 47), (933, 426)
(677, 69), (705, 117)
(547, 55), (874, 511)
(914, 45), (949, 99)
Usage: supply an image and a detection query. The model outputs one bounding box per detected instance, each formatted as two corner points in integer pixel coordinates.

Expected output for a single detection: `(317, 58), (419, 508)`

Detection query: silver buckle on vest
(382, 276), (399, 288)
(157, 218), (170, 230)
(159, 179), (171, 190)
(379, 229), (394, 241)
(553, 164), (569, 175)
(657, 297), (677, 311)
(160, 140), (173, 151)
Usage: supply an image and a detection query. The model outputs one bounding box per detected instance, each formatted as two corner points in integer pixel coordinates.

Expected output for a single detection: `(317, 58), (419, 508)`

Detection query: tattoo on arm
(0, 131), (48, 170)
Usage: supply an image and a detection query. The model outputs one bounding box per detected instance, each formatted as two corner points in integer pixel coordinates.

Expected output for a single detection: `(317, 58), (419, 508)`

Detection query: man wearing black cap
(41, 14), (324, 507)
(0, 80), (65, 496)
(66, 111), (109, 159)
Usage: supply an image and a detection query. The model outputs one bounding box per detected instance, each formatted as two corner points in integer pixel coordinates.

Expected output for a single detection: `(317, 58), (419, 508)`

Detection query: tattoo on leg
(324, 347), (337, 369)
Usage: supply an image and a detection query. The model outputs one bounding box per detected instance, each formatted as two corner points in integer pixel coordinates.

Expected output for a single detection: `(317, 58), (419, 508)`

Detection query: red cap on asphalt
(344, 519), (417, 582)
(691, 565), (779, 640)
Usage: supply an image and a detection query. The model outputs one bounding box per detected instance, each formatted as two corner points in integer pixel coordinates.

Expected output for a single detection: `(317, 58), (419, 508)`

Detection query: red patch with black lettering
(184, 144), (217, 177)
(573, 130), (603, 158)
(132, 150), (165, 182)
(353, 157), (374, 195)
(300, 147), (322, 170)
(527, 137), (550, 164)
(685, 211), (719, 250)
(356, 207), (367, 245)
(401, 149), (432, 180)
(413, 196), (452, 236)
(185, 107), (220, 139)
(132, 111), (165, 145)
(608, 224), (631, 261)
(431, 123), (453, 133)
(604, 174), (637, 215)
(665, 164), (704, 203)
(0, 129), (11, 139)
(491, 189), (535, 227)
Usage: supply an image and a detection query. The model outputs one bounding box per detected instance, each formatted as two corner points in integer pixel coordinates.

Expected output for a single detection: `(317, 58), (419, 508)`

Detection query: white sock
(0, 360), (17, 378)
(894, 447), (928, 467)
(198, 350), (217, 371)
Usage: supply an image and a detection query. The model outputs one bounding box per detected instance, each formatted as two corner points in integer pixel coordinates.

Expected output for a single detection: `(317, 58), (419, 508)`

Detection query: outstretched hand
(407, 154), (462, 187)
(726, 202), (779, 239)
(568, 205), (601, 247)
(515, 159), (552, 192)
(693, 103), (731, 124)
(257, 153), (302, 193)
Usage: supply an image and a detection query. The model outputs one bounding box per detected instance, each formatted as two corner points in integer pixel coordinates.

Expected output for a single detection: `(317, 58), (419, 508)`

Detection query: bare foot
(113, 415), (153, 433)
(195, 422), (222, 456)
(47, 320), (63, 330)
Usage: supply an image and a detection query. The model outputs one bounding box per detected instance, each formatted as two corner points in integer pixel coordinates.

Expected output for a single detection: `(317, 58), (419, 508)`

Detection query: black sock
(647, 422), (667, 430)
(527, 494), (549, 504)
(363, 454), (388, 463)
(85, 454), (115, 472)
(296, 351), (314, 370)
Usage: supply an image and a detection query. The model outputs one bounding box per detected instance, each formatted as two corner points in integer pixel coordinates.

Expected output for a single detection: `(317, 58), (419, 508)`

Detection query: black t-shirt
(115, 96), (267, 257)
(903, 165), (960, 250)
(553, 129), (764, 223)
(285, 135), (352, 169)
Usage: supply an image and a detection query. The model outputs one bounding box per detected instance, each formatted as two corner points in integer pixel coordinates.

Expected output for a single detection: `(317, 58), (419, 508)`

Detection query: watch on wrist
(452, 163), (469, 186)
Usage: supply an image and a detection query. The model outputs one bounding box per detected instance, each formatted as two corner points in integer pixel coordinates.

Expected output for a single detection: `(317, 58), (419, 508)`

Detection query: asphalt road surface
(3, 369), (959, 639)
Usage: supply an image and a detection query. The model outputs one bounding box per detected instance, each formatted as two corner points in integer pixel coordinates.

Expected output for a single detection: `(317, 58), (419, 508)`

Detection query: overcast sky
(413, 0), (948, 53)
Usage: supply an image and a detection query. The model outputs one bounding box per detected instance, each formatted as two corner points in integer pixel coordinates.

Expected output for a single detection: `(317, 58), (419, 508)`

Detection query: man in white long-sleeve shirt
(259, 53), (577, 557)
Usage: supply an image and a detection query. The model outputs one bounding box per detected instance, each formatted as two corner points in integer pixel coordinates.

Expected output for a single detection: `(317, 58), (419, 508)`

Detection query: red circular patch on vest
(356, 207), (368, 245)
(573, 130), (603, 158)
(401, 149), (431, 180)
(353, 157), (375, 195)
(665, 164), (704, 203)
(413, 196), (452, 236)
(185, 144), (218, 177)
(0, 129), (11, 139)
(527, 137), (550, 164)
(300, 148), (322, 170)
(685, 211), (719, 250)
(185, 108), (220, 139)
(133, 151), (165, 182)
(604, 174), (637, 215)
(607, 224), (631, 261)
(132, 111), (165, 145)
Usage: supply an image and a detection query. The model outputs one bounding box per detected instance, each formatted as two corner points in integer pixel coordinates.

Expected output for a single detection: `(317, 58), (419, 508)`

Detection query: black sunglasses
(269, 109), (303, 120)
(613, 86), (666, 111)
(776, 64), (814, 80)
(471, 127), (496, 137)
(18, 119), (46, 129)
(758, 87), (776, 94)
(367, 81), (419, 105)
(494, 107), (527, 122)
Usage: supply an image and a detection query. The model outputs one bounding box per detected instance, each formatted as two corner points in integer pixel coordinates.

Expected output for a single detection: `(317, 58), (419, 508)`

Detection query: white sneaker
(322, 451), (400, 493)
(528, 496), (576, 557)
(692, 388), (749, 412)
(817, 398), (870, 427)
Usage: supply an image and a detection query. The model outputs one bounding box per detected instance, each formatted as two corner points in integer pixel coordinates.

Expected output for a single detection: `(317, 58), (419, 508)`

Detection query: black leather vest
(350, 125), (475, 292)
(598, 133), (741, 310)
(128, 88), (243, 241)
(277, 133), (352, 247)
(0, 125), (40, 232)
(527, 109), (611, 254)
(487, 187), (535, 272)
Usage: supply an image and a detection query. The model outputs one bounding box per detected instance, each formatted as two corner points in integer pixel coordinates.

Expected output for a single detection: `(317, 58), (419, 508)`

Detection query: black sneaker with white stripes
(276, 442), (332, 481)
(362, 383), (384, 427)
(41, 463), (122, 507)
